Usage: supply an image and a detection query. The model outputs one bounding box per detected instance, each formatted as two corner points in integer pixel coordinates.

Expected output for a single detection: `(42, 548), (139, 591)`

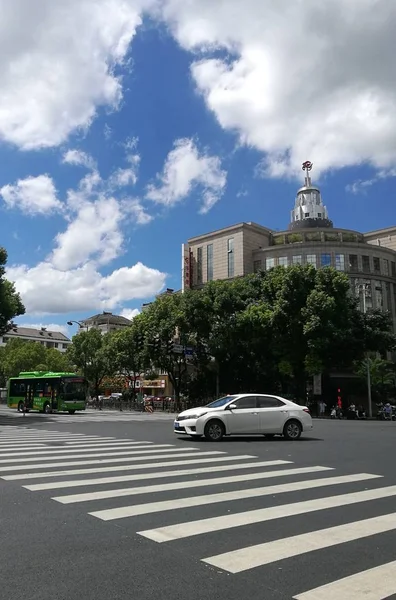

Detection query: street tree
(105, 321), (147, 399)
(354, 357), (396, 402)
(0, 339), (75, 378)
(67, 329), (112, 399)
(0, 247), (25, 335)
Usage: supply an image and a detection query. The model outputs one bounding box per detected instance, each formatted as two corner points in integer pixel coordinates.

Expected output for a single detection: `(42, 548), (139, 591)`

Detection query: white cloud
(108, 154), (141, 188)
(122, 198), (153, 225)
(0, 0), (152, 150)
(63, 149), (96, 170)
(7, 261), (166, 316)
(18, 323), (69, 336)
(159, 0), (396, 178)
(120, 308), (140, 320)
(51, 196), (124, 270)
(346, 168), (396, 194)
(146, 138), (227, 213)
(0, 175), (62, 215)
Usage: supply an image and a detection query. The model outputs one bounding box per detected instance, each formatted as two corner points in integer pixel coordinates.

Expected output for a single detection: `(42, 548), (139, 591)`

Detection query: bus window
(61, 378), (86, 400)
(10, 381), (26, 396)
(34, 380), (44, 396)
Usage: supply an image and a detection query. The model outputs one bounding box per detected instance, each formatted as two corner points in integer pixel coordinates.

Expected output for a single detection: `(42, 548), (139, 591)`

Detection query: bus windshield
(61, 378), (87, 400)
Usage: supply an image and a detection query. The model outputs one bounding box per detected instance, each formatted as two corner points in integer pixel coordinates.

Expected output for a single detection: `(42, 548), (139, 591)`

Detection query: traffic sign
(184, 346), (194, 357)
(173, 344), (183, 354)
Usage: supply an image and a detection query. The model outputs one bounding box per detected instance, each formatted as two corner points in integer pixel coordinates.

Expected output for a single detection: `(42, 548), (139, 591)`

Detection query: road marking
(203, 512), (396, 573)
(0, 443), (48, 448)
(53, 466), (332, 503)
(0, 435), (100, 441)
(0, 443), (168, 457)
(138, 474), (386, 542)
(0, 446), (198, 464)
(2, 454), (256, 480)
(0, 450), (221, 471)
(64, 440), (141, 446)
(294, 560), (396, 600)
(91, 472), (379, 521)
(24, 460), (291, 490)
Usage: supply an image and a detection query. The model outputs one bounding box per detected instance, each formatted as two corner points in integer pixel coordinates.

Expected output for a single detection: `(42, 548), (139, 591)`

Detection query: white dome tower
(289, 161), (333, 230)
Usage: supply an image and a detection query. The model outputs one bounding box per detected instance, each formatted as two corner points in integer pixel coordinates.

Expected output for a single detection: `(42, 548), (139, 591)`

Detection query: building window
(374, 281), (384, 310)
(305, 213), (310, 217)
(383, 259), (389, 276)
(362, 255), (370, 273)
(253, 260), (262, 273)
(306, 254), (317, 266)
(227, 238), (234, 278)
(321, 254), (331, 267)
(266, 257), (275, 270)
(391, 262), (396, 278)
(292, 255), (302, 264)
(373, 257), (381, 274)
(197, 247), (203, 283)
(349, 254), (358, 271)
(317, 212), (322, 218)
(278, 256), (288, 267)
(335, 254), (345, 271)
(207, 244), (213, 281)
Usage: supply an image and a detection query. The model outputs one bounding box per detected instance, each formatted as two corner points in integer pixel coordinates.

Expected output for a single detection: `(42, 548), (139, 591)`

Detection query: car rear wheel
(204, 420), (225, 442)
(283, 420), (302, 440)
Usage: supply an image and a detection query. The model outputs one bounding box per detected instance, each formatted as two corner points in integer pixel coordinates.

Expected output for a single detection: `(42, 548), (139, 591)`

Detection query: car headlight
(185, 412), (207, 420)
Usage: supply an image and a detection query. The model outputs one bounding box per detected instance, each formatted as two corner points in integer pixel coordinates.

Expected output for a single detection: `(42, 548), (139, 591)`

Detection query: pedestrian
(319, 400), (327, 417)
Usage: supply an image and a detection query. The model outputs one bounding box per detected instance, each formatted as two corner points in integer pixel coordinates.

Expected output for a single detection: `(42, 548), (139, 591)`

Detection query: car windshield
(206, 395), (236, 408)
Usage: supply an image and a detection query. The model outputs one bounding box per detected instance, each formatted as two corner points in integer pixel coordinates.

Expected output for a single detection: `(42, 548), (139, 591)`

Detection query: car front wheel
(204, 420), (225, 442)
(283, 420), (302, 440)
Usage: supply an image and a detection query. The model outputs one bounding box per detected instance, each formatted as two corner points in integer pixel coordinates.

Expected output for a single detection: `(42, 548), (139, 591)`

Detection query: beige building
(78, 312), (131, 335)
(182, 164), (396, 331)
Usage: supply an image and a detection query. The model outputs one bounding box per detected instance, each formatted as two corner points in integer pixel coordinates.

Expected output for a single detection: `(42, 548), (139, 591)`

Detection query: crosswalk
(0, 407), (175, 423)
(1, 425), (396, 598)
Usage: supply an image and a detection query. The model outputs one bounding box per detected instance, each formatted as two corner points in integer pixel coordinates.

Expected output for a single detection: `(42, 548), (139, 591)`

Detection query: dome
(289, 161), (333, 230)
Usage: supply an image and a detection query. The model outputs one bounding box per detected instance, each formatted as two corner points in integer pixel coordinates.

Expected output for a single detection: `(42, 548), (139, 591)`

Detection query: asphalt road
(1, 411), (396, 600)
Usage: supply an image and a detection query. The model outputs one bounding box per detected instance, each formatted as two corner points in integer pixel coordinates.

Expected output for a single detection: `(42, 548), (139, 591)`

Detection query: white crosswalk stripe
(1, 426), (396, 599)
(0, 407), (176, 423)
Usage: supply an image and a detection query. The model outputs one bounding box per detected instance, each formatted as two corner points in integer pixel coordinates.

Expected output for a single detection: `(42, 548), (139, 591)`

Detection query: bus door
(51, 388), (58, 411)
(24, 384), (34, 409)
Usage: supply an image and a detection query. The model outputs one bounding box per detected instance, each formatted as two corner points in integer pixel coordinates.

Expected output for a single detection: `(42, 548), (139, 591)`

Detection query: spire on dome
(289, 160), (333, 230)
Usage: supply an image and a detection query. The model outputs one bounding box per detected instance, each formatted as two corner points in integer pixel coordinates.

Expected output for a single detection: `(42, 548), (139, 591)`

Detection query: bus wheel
(68, 410), (76, 414)
(44, 402), (51, 414)
(18, 401), (24, 412)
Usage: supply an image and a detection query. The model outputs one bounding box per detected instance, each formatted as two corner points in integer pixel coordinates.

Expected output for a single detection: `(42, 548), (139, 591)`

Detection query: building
(141, 288), (177, 312)
(182, 161), (396, 331)
(78, 311), (132, 335)
(0, 326), (71, 352)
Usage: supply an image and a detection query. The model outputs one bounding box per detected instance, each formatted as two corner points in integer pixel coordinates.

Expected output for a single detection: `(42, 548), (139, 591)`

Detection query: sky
(1, 0), (396, 338)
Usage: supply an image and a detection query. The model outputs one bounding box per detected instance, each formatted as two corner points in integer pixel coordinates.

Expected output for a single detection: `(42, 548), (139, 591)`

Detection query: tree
(67, 329), (112, 399)
(0, 248), (25, 335)
(0, 338), (75, 378)
(139, 294), (194, 404)
(105, 321), (147, 399)
(355, 357), (396, 401)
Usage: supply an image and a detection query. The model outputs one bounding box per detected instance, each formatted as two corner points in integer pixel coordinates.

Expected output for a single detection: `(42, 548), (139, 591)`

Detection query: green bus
(7, 371), (87, 414)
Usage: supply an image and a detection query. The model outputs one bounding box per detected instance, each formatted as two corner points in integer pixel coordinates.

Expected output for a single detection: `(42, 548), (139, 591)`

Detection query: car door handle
(252, 412), (258, 415)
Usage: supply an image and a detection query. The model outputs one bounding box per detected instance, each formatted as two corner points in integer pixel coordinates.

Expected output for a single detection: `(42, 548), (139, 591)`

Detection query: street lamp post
(355, 282), (372, 418)
(66, 320), (89, 332)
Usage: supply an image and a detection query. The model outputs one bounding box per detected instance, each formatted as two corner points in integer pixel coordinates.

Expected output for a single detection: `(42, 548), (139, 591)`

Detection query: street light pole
(355, 282), (372, 418)
(66, 320), (89, 332)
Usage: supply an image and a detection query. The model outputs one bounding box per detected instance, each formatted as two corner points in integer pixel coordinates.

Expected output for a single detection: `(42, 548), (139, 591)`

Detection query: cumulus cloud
(63, 149), (97, 170)
(51, 197), (124, 270)
(0, 175), (62, 215)
(108, 154), (141, 188)
(159, 0), (396, 178)
(0, 0), (151, 150)
(122, 198), (153, 225)
(6, 261), (165, 316)
(346, 168), (396, 194)
(119, 307), (140, 320)
(146, 138), (227, 213)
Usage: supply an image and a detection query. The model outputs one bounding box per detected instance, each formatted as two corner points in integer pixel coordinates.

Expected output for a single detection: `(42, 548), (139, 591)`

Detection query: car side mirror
(228, 404), (237, 410)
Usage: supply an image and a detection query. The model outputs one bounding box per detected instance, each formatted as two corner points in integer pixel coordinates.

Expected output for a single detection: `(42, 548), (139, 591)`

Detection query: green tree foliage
(0, 248), (25, 335)
(0, 338), (74, 378)
(67, 329), (112, 399)
(105, 320), (147, 398)
(355, 357), (396, 401)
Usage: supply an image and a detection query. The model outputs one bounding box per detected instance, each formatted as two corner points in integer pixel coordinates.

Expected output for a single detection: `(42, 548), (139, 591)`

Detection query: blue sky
(0, 1), (395, 337)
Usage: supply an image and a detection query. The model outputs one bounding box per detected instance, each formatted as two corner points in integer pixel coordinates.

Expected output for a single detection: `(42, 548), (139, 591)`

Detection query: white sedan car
(174, 394), (313, 441)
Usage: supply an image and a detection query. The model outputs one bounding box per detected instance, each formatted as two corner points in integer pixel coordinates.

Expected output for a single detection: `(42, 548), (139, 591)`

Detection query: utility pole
(355, 282), (372, 418)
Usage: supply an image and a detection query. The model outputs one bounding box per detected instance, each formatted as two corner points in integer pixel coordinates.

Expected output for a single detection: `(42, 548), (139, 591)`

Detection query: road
(1, 410), (396, 600)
